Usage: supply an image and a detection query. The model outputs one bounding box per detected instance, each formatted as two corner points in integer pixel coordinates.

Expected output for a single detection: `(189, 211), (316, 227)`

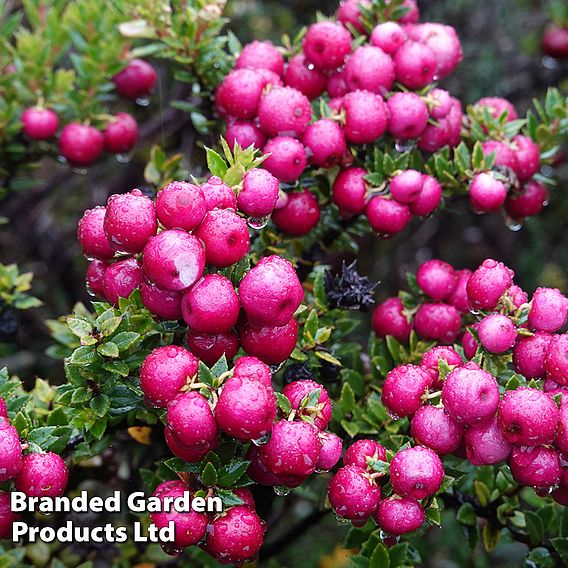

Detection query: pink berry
(156, 181), (206, 231)
(200, 176), (237, 211)
(343, 439), (387, 470)
(272, 189), (320, 236)
(406, 23), (463, 78)
(498, 387), (559, 445)
(15, 452), (68, 497)
(344, 45), (395, 94)
(150, 481), (207, 548)
(104, 189), (157, 254)
(466, 259), (514, 311)
(77, 206), (115, 260)
(282, 379), (332, 430)
(259, 419), (321, 477)
(0, 398), (7, 420)
(555, 405), (568, 454)
(447, 269), (473, 313)
(387, 93), (428, 140)
(465, 416), (511, 466)
(513, 332), (552, 380)
(303, 22), (352, 71)
(86, 260), (107, 299)
(477, 314), (517, 354)
(143, 230), (205, 291)
(469, 172), (508, 213)
(389, 446), (444, 500)
(395, 0), (419, 23)
(141, 283), (182, 321)
(371, 22), (407, 55)
(528, 288), (568, 333)
(238, 168), (280, 217)
(182, 274), (239, 334)
(332, 167), (368, 216)
(416, 260), (457, 301)
(389, 170), (424, 204)
(195, 209), (250, 268)
(545, 334), (568, 385)
(113, 59), (156, 100)
(442, 362), (500, 424)
(0, 491), (17, 540)
(509, 284), (529, 308)
(284, 54), (327, 100)
(215, 69), (265, 119)
(341, 90), (388, 144)
(417, 120), (450, 153)
(166, 391), (218, 450)
(461, 324), (480, 359)
(505, 180), (548, 219)
(328, 465), (381, 522)
(474, 97), (518, 122)
(233, 356), (272, 388)
(0, 420), (22, 482)
(394, 40), (437, 89)
(411, 405), (463, 455)
(317, 432), (343, 471)
(215, 376), (276, 441)
(371, 296), (412, 343)
(205, 505), (265, 565)
(420, 346), (463, 383)
(226, 120), (266, 150)
(542, 25), (568, 58)
(21, 107), (58, 140)
(510, 446), (561, 488)
(336, 0), (369, 33)
(365, 196), (412, 235)
(373, 497), (424, 535)
(511, 135), (540, 183)
(165, 428), (211, 463)
(140, 346), (198, 408)
(302, 119), (347, 168)
(236, 40), (284, 75)
(382, 364), (433, 418)
(239, 318), (298, 365)
(414, 303), (462, 344)
(239, 255), (303, 328)
(262, 137), (307, 182)
(409, 175), (442, 217)
(233, 488), (255, 509)
(103, 257), (143, 304)
(247, 446), (287, 486)
(59, 123), (104, 167)
(257, 86), (312, 138)
(186, 330), (239, 366)
(481, 140), (518, 171)
(443, 98), (462, 147)
(103, 112), (138, 154)
(327, 70), (348, 98)
(428, 88), (452, 120)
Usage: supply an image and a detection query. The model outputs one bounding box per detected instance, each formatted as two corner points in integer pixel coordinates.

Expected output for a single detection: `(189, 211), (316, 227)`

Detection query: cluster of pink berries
(140, 350), (340, 563)
(21, 59), (156, 167)
(328, 440), (443, 536)
(78, 171), (303, 366)
(542, 24), (568, 59)
(214, 0), (549, 238)
(0, 396), (69, 539)
(150, 479), (265, 564)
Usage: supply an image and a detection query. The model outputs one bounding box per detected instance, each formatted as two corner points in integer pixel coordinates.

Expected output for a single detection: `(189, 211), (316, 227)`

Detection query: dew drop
(247, 216), (270, 230)
(395, 139), (416, 153)
(115, 152), (131, 164)
(504, 216), (523, 232)
(335, 513), (350, 524)
(274, 485), (292, 496)
(541, 56), (558, 70)
(136, 96), (151, 107)
(252, 433), (271, 446)
(72, 167), (88, 176)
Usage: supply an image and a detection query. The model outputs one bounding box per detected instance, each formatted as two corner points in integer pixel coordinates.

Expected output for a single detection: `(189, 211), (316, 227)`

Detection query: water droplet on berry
(115, 152), (131, 164)
(386, 410), (401, 421)
(315, 468), (329, 474)
(72, 167), (88, 175)
(252, 433), (271, 446)
(505, 217), (522, 232)
(56, 154), (67, 164)
(334, 513), (350, 524)
(395, 139), (416, 153)
(247, 216), (270, 230)
(274, 485), (292, 496)
(85, 283), (96, 297)
(135, 96), (151, 107)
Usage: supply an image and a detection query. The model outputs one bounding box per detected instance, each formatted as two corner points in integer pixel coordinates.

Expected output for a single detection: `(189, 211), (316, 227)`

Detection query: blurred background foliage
(0, 1), (566, 565)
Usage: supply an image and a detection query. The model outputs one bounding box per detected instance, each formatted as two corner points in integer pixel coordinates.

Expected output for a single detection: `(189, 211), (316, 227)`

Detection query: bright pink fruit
(156, 181), (206, 231)
(302, 119), (347, 168)
(373, 497), (424, 535)
(466, 259), (514, 311)
(86, 260), (107, 299)
(528, 288), (568, 333)
(113, 59), (156, 100)
(371, 22), (407, 55)
(416, 260), (457, 301)
(257, 86), (312, 138)
(59, 123), (104, 167)
(140, 282), (182, 321)
(389, 169), (424, 204)
(77, 206), (115, 260)
(21, 107), (58, 140)
(544, 334), (568, 385)
(441, 362), (500, 424)
(200, 176), (237, 211)
(238, 168), (280, 217)
(513, 332), (552, 380)
(414, 302), (461, 344)
(409, 175), (442, 217)
(215, 69), (265, 119)
(272, 189), (320, 236)
(469, 172), (508, 212)
(371, 296), (412, 343)
(233, 356), (272, 388)
(0, 420), (22, 483)
(103, 257), (143, 304)
(474, 97), (518, 122)
(394, 40), (437, 89)
(283, 379), (332, 430)
(382, 364), (433, 418)
(332, 167), (368, 216)
(262, 137), (307, 182)
(239, 318), (298, 365)
(387, 93), (428, 140)
(389, 446), (444, 500)
(317, 432), (343, 471)
(140, 345), (198, 408)
(345, 45), (395, 94)
(103, 113), (138, 154)
(303, 22), (352, 71)
(336, 0), (369, 33)
(236, 40), (284, 75)
(447, 269), (472, 313)
(498, 387), (559, 446)
(511, 135), (540, 183)
(510, 446), (561, 488)
(0, 491), (17, 539)
(195, 209), (250, 268)
(477, 314), (517, 354)
(411, 405), (463, 455)
(182, 274), (239, 334)
(284, 54), (327, 100)
(185, 330), (239, 366)
(420, 345), (463, 383)
(482, 140), (518, 171)
(104, 189), (157, 254)
(143, 230), (205, 291)
(15, 452), (68, 497)
(365, 196), (412, 235)
(342, 90), (388, 144)
(505, 180), (548, 219)
(465, 416), (511, 466)
(226, 119), (266, 150)
(165, 428), (212, 463)
(343, 439), (387, 470)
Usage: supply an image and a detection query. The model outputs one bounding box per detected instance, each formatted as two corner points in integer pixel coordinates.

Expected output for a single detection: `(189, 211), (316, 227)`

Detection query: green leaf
(481, 524), (501, 552)
(473, 481), (490, 507)
(90, 395), (111, 418)
(338, 382), (355, 413)
(200, 462), (218, 486)
(69, 345), (98, 365)
(215, 488), (245, 508)
(275, 392), (291, 415)
(551, 538), (568, 564)
(217, 460), (250, 487)
(67, 317), (93, 338)
(456, 503), (477, 526)
(370, 543), (390, 568)
(303, 309), (319, 342)
(97, 342), (119, 358)
(99, 316), (123, 337)
(315, 351), (342, 366)
(205, 147), (228, 178)
(300, 388), (322, 410)
(525, 511), (545, 546)
(112, 332), (140, 352)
